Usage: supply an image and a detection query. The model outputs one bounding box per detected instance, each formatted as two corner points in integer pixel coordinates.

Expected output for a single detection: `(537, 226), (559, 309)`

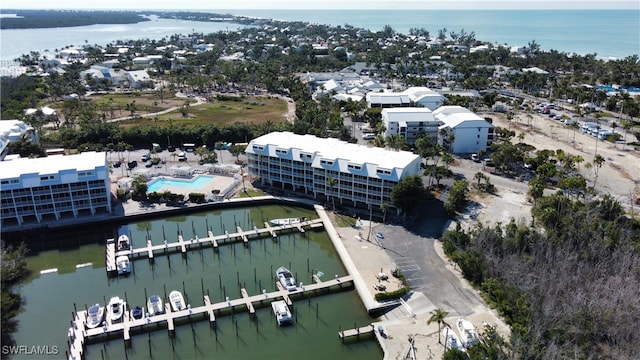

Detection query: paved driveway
(373, 201), (489, 317)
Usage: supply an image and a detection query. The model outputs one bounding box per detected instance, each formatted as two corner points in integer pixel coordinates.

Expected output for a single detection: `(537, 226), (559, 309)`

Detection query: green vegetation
(444, 179), (469, 217)
(1, 243), (30, 347)
(0, 10), (150, 30)
(238, 189), (265, 198)
(391, 175), (432, 215)
(373, 269), (409, 301)
(188, 192), (206, 203)
(443, 194), (640, 358)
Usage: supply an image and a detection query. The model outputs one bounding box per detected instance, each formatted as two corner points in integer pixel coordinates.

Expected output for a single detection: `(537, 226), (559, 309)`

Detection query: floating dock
(67, 275), (353, 360)
(105, 218), (324, 274)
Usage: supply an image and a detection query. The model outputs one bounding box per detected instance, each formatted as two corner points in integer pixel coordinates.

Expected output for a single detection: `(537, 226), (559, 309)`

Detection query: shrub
(188, 192), (205, 203)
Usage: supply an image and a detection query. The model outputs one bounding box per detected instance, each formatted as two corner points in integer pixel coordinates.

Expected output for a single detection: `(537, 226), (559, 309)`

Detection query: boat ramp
(67, 274), (353, 360)
(105, 218), (324, 274)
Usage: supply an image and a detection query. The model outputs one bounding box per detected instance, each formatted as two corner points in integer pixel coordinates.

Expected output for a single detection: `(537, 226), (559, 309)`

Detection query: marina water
(10, 205), (381, 359)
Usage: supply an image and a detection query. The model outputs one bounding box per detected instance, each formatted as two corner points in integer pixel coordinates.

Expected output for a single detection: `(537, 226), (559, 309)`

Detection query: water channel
(9, 204), (382, 359)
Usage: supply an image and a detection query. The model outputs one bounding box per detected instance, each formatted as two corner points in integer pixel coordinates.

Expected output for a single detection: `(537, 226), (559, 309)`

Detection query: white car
(362, 133), (375, 140)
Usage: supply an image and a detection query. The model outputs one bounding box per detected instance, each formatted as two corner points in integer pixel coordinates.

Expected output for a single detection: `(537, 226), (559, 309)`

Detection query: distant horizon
(1, 0), (638, 11)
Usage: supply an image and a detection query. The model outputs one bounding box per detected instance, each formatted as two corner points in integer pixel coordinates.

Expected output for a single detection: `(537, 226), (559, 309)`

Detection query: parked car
(362, 133), (375, 140)
(127, 161), (137, 169)
(112, 160), (121, 168)
(141, 153), (151, 161)
(471, 154), (480, 162)
(167, 145), (176, 152)
(145, 161), (152, 168)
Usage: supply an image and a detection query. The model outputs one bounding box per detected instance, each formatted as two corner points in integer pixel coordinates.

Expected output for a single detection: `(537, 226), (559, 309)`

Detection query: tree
(427, 308), (449, 344)
(592, 154), (605, 189)
(445, 179), (469, 217)
(228, 144), (247, 164)
(391, 175), (429, 215)
(131, 175), (148, 201)
(327, 177), (337, 211)
(380, 203), (390, 225)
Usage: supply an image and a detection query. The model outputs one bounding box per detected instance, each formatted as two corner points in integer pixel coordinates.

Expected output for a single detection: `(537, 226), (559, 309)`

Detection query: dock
(105, 218), (324, 273)
(105, 239), (116, 272)
(67, 274), (353, 360)
(339, 324), (375, 341)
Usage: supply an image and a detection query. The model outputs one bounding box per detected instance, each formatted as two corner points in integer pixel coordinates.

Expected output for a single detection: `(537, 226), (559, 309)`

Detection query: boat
(116, 255), (131, 275)
(85, 304), (104, 329)
(147, 295), (164, 316)
(276, 266), (297, 291)
(442, 326), (466, 352)
(169, 290), (186, 312)
(269, 217), (304, 226)
(117, 234), (130, 251)
(107, 296), (125, 324)
(456, 318), (480, 348)
(271, 300), (293, 326)
(131, 306), (144, 320)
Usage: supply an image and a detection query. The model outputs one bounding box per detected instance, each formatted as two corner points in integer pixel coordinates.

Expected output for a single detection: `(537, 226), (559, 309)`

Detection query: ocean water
(1, 9), (637, 65)
(224, 9), (639, 59)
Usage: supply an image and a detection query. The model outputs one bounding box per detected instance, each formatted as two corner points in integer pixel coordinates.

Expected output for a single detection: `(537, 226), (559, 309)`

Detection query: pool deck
(146, 175), (234, 197)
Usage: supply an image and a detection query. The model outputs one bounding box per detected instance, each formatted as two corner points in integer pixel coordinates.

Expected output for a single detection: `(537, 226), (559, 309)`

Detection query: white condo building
(367, 86), (445, 110)
(1, 151), (111, 227)
(434, 106), (495, 154)
(382, 108), (441, 144)
(246, 132), (422, 209)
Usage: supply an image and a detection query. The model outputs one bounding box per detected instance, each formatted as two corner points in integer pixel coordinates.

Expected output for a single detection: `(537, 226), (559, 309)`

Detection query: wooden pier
(67, 274), (353, 360)
(105, 218), (324, 273)
(339, 324), (375, 341)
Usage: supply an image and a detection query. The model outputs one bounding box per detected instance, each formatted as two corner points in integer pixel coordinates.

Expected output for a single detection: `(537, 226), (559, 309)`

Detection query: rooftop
(248, 131), (420, 170)
(0, 151), (106, 179)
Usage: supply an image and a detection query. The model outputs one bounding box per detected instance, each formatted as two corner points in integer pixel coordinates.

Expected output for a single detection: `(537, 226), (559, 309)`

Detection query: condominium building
(382, 108), (441, 144)
(0, 151), (111, 227)
(434, 106), (495, 154)
(246, 132), (422, 209)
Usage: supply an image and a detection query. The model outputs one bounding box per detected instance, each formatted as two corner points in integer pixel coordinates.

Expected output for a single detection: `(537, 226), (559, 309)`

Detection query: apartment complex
(0, 151), (111, 227)
(246, 132), (422, 209)
(382, 108), (441, 144)
(434, 106), (495, 154)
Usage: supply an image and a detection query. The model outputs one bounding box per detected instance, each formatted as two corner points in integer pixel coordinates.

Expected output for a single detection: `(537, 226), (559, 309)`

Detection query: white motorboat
(147, 295), (164, 316)
(107, 296), (125, 324)
(442, 326), (466, 352)
(169, 291), (186, 312)
(117, 234), (130, 251)
(116, 256), (131, 275)
(86, 304), (104, 329)
(276, 266), (297, 291)
(271, 300), (293, 326)
(269, 217), (303, 226)
(456, 318), (480, 348)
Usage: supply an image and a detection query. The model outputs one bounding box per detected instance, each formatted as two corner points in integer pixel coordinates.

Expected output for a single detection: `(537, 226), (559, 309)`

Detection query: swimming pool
(147, 175), (214, 193)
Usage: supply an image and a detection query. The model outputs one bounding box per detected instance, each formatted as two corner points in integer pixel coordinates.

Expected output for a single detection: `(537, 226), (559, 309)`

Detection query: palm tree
(592, 154), (605, 189)
(327, 177), (337, 211)
(427, 308), (449, 344)
(380, 203), (389, 225)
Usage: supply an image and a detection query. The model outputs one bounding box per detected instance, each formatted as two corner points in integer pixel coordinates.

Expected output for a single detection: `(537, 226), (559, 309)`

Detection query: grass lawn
(239, 189), (266, 198)
(118, 95), (288, 128)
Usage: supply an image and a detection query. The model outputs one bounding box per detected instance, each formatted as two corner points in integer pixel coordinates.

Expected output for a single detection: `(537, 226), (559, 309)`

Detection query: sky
(1, 0), (638, 10)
